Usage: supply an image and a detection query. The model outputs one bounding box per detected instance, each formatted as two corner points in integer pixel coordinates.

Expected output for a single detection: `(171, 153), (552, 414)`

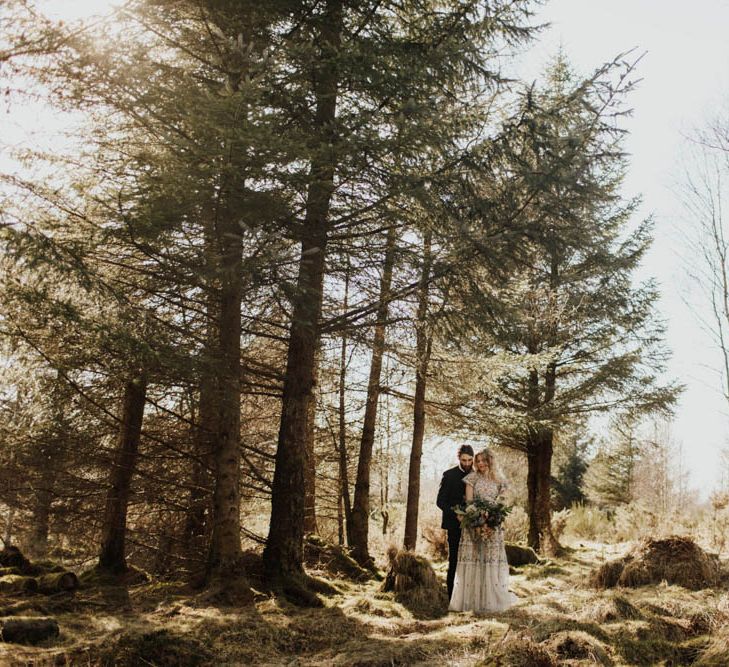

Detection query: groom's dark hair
(457, 444), (474, 456)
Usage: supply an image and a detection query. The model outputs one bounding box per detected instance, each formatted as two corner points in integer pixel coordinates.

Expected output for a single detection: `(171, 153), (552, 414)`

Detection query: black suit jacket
(436, 465), (468, 530)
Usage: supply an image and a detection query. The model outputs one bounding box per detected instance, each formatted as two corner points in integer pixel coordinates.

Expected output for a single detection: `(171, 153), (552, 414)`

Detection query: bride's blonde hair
(475, 448), (504, 483)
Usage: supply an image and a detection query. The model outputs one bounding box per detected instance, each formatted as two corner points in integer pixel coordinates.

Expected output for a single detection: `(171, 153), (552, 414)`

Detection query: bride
(449, 447), (518, 613)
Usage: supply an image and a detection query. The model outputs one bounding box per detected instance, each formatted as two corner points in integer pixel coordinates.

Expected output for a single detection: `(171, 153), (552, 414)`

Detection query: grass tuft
(581, 593), (643, 623)
(542, 630), (614, 665)
(591, 536), (720, 590)
(478, 633), (558, 667)
(381, 548), (448, 619)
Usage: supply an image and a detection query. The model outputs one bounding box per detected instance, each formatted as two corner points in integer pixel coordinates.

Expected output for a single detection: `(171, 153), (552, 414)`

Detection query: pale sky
(508, 0), (729, 498)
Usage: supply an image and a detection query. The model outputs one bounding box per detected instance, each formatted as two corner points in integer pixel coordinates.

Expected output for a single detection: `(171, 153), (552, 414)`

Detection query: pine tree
(586, 417), (640, 507)
(552, 431), (590, 510)
(428, 54), (680, 554)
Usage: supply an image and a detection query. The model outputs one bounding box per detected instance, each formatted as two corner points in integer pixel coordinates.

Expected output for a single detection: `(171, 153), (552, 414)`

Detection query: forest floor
(2, 540), (729, 666)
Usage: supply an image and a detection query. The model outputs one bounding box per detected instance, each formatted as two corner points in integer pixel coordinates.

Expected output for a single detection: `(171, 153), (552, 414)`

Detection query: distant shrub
(551, 508), (571, 539)
(564, 503), (612, 541)
(706, 492), (729, 557)
(503, 505), (529, 544)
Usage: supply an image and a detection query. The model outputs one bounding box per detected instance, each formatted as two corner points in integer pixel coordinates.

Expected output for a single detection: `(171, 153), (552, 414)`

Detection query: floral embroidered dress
(449, 471), (518, 613)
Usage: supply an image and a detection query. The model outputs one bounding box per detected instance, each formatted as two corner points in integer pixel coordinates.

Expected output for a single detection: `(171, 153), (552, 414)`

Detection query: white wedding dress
(449, 471), (518, 613)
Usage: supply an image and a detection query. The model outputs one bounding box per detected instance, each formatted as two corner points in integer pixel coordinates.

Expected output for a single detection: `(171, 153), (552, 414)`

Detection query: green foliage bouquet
(452, 498), (513, 542)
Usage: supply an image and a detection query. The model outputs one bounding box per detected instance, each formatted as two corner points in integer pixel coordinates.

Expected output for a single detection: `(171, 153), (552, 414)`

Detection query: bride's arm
(465, 481), (474, 502)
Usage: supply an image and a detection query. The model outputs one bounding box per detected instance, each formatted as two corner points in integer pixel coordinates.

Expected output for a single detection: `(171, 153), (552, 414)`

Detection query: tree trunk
(185, 455), (211, 542)
(338, 258), (353, 543)
(186, 204), (221, 552)
(526, 427), (561, 555)
(98, 373), (147, 572)
(337, 494), (344, 546)
(350, 226), (397, 565)
(380, 379), (391, 536)
(264, 0), (342, 585)
(206, 207), (245, 577)
(2, 507), (14, 548)
(27, 462), (54, 559)
(403, 230), (433, 551)
(303, 350), (320, 534)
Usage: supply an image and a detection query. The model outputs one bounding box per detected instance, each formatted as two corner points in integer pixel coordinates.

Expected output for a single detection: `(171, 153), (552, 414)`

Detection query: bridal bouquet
(452, 498), (513, 542)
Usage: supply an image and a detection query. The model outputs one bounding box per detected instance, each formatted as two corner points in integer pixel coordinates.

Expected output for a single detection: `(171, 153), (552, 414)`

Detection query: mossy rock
(505, 544), (540, 566)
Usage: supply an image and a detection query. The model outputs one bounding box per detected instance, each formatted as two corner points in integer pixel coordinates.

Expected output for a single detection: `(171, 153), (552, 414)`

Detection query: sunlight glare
(40, 0), (122, 24)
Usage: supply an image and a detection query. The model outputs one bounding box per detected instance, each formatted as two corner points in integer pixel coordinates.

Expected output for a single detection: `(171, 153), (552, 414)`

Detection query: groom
(436, 444), (474, 600)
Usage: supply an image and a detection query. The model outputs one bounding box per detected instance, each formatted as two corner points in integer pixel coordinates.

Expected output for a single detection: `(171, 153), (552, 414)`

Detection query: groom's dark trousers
(437, 465), (468, 599)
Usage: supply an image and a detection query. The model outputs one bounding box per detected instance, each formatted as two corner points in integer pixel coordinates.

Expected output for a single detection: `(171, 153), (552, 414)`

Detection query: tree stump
(0, 548), (30, 572)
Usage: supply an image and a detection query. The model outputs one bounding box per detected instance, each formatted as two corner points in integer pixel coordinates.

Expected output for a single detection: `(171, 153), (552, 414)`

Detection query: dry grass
(1, 539), (728, 666)
(381, 547), (449, 619)
(303, 534), (377, 583)
(580, 593), (643, 623)
(543, 629), (613, 665)
(591, 536), (721, 591)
